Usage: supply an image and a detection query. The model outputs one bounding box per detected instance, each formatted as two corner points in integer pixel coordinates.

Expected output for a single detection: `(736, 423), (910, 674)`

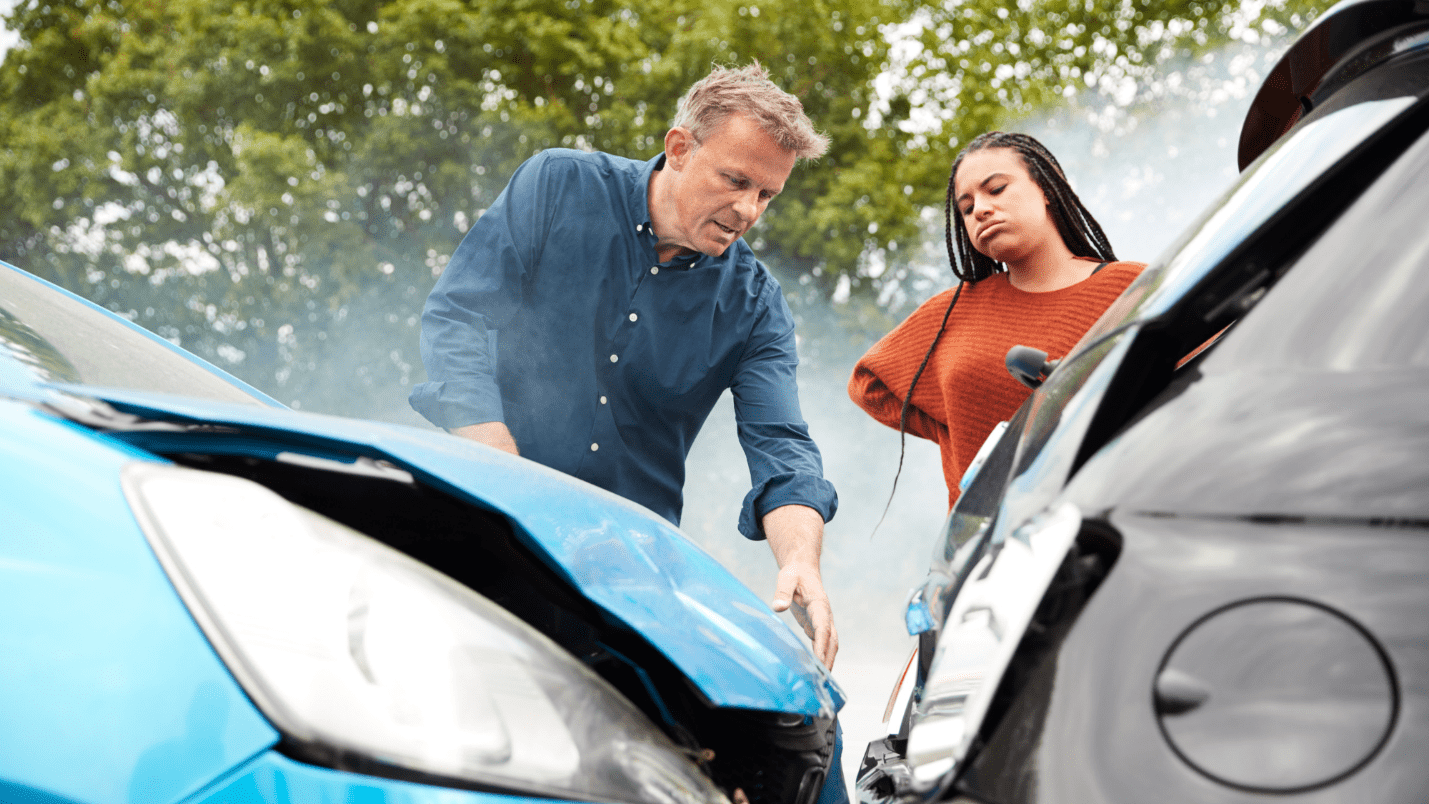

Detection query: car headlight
(905, 503), (1082, 792)
(123, 462), (727, 804)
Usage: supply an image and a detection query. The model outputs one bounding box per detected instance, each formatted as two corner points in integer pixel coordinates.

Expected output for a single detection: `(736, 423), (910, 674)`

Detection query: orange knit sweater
(849, 260), (1144, 509)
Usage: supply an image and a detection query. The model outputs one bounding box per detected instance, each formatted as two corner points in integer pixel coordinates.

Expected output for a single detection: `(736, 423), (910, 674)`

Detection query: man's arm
(763, 504), (838, 668)
(451, 421), (520, 455)
(729, 278), (840, 667)
(410, 153), (556, 435)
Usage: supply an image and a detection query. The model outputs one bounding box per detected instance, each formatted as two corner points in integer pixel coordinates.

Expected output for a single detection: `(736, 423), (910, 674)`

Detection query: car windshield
(1203, 126), (1429, 374)
(0, 265), (269, 406)
(1062, 95), (1419, 359)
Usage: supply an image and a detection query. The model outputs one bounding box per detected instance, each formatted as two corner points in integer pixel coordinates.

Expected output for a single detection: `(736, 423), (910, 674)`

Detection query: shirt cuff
(408, 380), (507, 430)
(738, 473), (839, 540)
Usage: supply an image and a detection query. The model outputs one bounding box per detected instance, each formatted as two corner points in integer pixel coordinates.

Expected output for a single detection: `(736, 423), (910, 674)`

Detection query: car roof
(1239, 0), (1429, 168)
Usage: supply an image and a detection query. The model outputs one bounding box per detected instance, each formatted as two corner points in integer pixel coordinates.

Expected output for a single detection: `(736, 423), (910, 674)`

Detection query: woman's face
(953, 147), (1058, 265)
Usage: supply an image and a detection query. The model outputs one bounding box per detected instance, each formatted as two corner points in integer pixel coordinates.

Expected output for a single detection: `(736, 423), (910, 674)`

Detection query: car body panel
(1063, 367), (1429, 519)
(0, 261), (281, 408)
(957, 513), (1429, 804)
(952, 103), (1429, 804)
(63, 385), (841, 718)
(3, 247), (843, 804)
(0, 402), (280, 804)
(952, 126), (1429, 799)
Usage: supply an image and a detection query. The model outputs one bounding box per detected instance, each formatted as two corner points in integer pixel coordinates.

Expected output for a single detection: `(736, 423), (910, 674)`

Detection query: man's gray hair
(672, 62), (830, 160)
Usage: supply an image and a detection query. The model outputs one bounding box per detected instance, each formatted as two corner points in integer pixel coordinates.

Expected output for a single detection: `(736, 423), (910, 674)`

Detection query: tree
(0, 0), (909, 413)
(0, 0), (1330, 414)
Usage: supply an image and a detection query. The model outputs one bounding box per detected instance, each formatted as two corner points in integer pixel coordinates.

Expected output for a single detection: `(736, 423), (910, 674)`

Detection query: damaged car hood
(34, 381), (842, 719)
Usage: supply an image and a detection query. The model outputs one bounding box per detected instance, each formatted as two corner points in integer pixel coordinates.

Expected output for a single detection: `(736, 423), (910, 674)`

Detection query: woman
(848, 132), (1144, 510)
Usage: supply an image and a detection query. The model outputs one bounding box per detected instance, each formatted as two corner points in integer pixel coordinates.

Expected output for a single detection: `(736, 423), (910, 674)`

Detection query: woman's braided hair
(944, 132), (1116, 282)
(873, 132), (1116, 532)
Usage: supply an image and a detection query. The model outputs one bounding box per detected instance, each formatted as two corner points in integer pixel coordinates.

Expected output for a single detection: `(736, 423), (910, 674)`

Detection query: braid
(875, 131), (1115, 534)
(870, 280), (964, 537)
(972, 132), (1117, 263)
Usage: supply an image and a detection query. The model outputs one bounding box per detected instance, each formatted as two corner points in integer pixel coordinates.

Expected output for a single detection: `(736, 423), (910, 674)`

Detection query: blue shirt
(410, 149), (837, 538)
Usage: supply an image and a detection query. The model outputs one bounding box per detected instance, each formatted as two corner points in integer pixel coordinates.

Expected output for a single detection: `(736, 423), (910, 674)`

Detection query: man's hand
(762, 504), (838, 669)
(451, 421), (520, 456)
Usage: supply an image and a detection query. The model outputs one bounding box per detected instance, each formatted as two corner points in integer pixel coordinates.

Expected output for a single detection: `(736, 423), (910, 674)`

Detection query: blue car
(0, 261), (842, 804)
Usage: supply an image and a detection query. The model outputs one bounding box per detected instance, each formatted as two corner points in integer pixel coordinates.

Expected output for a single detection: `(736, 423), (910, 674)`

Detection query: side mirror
(1005, 345), (1060, 389)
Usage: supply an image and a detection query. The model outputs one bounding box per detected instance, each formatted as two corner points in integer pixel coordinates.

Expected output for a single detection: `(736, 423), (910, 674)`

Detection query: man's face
(661, 114), (798, 257)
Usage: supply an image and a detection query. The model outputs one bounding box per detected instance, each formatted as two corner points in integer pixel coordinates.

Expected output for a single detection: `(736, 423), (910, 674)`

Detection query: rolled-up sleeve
(409, 155), (552, 429)
(732, 283), (838, 540)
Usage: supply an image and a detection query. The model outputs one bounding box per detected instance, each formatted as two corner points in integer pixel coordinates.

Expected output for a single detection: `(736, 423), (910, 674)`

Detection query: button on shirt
(410, 149), (837, 537)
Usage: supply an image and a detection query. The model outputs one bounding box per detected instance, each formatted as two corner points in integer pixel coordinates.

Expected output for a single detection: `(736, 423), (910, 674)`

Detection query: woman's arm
(848, 361), (948, 444)
(847, 288), (960, 444)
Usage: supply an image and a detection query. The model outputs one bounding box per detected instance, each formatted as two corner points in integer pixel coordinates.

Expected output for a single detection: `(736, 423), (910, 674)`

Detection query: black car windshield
(1202, 126), (1429, 374)
(0, 264), (269, 406)
(1062, 95), (1419, 359)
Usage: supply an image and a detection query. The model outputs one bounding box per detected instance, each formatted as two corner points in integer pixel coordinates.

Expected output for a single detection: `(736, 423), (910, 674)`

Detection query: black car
(857, 0), (1429, 801)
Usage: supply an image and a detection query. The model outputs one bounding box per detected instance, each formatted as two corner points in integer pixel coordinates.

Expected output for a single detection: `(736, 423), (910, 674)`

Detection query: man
(409, 63), (840, 669)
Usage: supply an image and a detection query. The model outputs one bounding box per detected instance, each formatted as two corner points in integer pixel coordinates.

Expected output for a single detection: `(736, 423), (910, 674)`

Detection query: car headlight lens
(123, 462), (727, 804)
(905, 503), (1082, 791)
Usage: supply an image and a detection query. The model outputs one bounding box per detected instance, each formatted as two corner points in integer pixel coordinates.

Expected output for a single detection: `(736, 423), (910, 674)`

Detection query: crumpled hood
(53, 384), (843, 718)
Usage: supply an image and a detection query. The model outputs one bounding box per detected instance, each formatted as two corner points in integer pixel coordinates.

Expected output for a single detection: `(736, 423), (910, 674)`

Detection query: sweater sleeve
(847, 361), (948, 444)
(847, 289), (957, 444)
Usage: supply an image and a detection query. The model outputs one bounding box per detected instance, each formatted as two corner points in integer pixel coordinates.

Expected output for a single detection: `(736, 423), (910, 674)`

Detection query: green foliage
(892, 0), (1326, 141)
(0, 0), (1332, 413)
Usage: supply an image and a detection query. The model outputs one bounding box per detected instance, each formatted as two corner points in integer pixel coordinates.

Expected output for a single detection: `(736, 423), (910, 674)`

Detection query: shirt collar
(634, 152), (704, 270)
(631, 152), (662, 238)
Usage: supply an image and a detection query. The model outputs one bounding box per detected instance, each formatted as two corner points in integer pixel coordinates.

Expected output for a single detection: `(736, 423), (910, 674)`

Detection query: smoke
(676, 36), (1295, 789)
(186, 31), (1292, 794)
